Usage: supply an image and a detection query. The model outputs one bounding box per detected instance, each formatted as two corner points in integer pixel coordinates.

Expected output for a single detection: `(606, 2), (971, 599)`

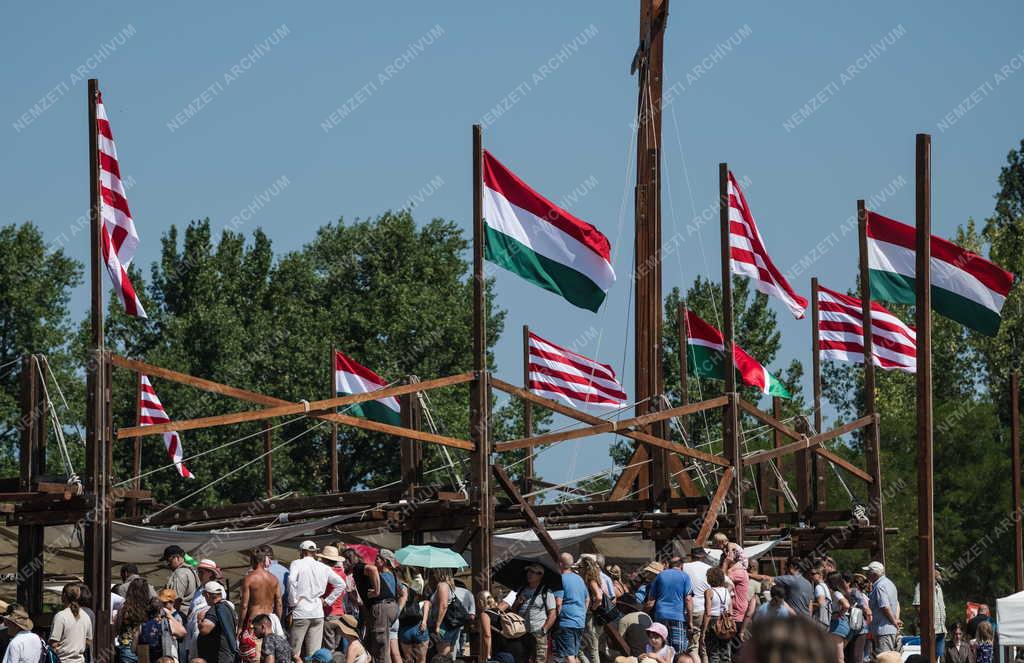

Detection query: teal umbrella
(395, 545), (468, 569)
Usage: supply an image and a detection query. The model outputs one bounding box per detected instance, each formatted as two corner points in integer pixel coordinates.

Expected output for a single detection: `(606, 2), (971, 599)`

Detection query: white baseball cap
(862, 561), (885, 575)
(202, 581), (225, 596)
(299, 540), (319, 552)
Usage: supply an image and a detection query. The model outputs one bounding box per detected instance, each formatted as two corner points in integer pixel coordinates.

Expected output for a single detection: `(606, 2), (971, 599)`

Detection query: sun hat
(3, 605), (33, 631)
(642, 561), (664, 575)
(337, 614), (359, 639)
(378, 549), (397, 566)
(299, 540), (319, 552)
(158, 588), (178, 603)
(197, 559), (224, 578)
(318, 545), (344, 563)
(862, 561), (885, 575)
(645, 623), (668, 639)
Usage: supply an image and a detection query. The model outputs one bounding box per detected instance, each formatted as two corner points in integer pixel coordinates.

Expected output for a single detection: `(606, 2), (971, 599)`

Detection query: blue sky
(3, 2), (1023, 492)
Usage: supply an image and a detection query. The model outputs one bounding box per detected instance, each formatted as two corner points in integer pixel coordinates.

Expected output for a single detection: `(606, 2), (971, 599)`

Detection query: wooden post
(772, 396), (785, 513)
(634, 0), (670, 528)
(400, 387), (424, 547)
(1012, 370), (1022, 591)
(263, 426), (273, 498)
(84, 79), (112, 648)
(330, 345), (339, 493)
(810, 277), (826, 510)
(470, 125), (493, 657)
(720, 162), (743, 544)
(132, 372), (142, 517)
(17, 355), (44, 616)
(915, 133), (935, 662)
(858, 199), (886, 562)
(678, 302), (689, 430)
(522, 325), (534, 498)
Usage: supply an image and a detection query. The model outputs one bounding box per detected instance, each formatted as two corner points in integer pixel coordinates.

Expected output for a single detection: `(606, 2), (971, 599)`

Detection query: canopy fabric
(997, 591), (1024, 645)
(700, 538), (786, 564)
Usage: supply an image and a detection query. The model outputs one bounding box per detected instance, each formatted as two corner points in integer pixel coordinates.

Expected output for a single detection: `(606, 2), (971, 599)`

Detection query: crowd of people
(0, 534), (1006, 663)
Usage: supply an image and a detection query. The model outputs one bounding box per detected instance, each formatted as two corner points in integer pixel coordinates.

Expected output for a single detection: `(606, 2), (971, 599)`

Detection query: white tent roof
(997, 590), (1024, 645)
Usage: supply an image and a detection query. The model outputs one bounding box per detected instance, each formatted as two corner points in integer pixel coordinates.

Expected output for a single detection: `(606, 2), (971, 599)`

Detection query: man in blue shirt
(644, 556), (693, 654)
(865, 561), (902, 655)
(553, 553), (589, 663)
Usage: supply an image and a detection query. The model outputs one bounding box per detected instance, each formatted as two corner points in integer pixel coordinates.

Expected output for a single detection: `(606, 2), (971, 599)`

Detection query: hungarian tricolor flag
(866, 211), (1015, 336)
(686, 310), (791, 398)
(482, 151), (616, 312)
(334, 351), (401, 425)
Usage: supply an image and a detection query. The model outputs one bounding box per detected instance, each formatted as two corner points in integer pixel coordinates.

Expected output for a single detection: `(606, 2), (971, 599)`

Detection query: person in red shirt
(317, 546), (349, 617)
(721, 542), (750, 656)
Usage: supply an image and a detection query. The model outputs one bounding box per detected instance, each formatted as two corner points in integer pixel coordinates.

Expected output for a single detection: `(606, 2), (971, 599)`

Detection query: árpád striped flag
(818, 285), (916, 373)
(866, 211), (1015, 336)
(335, 351), (401, 425)
(727, 171), (807, 319)
(483, 151), (616, 312)
(686, 310), (791, 398)
(139, 376), (194, 479)
(96, 90), (146, 318)
(527, 331), (627, 408)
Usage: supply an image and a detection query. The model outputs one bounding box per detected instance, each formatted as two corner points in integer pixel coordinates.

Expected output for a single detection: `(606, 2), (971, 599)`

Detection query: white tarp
(997, 590), (1024, 645)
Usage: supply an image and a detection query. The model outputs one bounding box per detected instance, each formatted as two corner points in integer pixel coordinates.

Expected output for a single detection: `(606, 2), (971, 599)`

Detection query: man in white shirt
(2, 606), (41, 663)
(683, 548), (711, 663)
(288, 540), (344, 658)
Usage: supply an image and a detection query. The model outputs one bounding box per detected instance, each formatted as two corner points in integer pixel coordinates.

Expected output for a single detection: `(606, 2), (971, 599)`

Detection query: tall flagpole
(811, 278), (822, 433)
(915, 133), (936, 661)
(1013, 369), (1022, 591)
(330, 344), (339, 492)
(522, 324), (534, 498)
(719, 162), (742, 543)
(858, 199), (886, 562)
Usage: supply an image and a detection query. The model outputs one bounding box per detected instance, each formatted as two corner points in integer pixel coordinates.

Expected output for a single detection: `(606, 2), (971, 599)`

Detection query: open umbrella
(491, 556), (562, 592)
(346, 543), (379, 565)
(395, 545), (468, 569)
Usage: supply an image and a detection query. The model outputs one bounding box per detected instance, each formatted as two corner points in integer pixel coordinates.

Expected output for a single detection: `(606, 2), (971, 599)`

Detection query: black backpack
(399, 587), (424, 627)
(38, 637), (61, 663)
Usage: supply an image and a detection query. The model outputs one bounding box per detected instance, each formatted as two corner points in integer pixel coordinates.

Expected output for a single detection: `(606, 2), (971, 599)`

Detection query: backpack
(38, 637), (61, 663)
(441, 592), (470, 629)
(711, 589), (737, 641)
(400, 589), (425, 627)
(496, 611), (527, 639)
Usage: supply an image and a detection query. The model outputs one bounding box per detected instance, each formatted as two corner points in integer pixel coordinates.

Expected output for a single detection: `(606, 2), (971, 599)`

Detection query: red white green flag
(866, 211), (1015, 336)
(334, 351), (401, 425)
(686, 310), (791, 398)
(482, 150), (615, 312)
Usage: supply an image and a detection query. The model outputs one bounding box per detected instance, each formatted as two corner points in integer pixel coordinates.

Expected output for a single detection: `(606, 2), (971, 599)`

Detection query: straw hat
(318, 546), (345, 563)
(642, 561), (664, 576)
(4, 605), (33, 632)
(337, 614), (359, 639)
(197, 558), (224, 578)
(158, 588), (178, 603)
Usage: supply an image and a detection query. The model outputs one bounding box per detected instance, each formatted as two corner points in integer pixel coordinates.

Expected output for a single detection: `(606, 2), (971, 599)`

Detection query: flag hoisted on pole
(138, 376), (194, 479)
(526, 331), (627, 409)
(334, 350), (401, 425)
(685, 309), (791, 399)
(866, 210), (1015, 336)
(727, 171), (808, 319)
(817, 284), (917, 372)
(481, 150), (616, 312)
(96, 90), (146, 318)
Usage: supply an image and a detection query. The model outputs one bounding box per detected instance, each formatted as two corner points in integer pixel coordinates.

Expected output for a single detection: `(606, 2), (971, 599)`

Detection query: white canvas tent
(997, 590), (1024, 645)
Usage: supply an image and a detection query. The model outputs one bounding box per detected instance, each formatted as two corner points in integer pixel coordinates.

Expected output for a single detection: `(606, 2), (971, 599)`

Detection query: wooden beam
(737, 398), (801, 441)
(814, 448), (873, 483)
(450, 525), (477, 553)
(491, 378), (730, 466)
(116, 370), (474, 439)
(608, 447), (647, 500)
(695, 467), (733, 546)
(743, 415), (875, 466)
(665, 452), (700, 497)
(493, 463), (560, 565)
(495, 395), (730, 457)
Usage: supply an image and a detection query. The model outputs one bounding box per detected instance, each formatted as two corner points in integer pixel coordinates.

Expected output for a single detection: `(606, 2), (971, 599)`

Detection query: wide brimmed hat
(197, 559), (224, 578)
(318, 545), (344, 563)
(642, 561), (664, 575)
(158, 588), (178, 603)
(4, 605), (32, 631)
(337, 614), (359, 639)
(645, 623), (668, 639)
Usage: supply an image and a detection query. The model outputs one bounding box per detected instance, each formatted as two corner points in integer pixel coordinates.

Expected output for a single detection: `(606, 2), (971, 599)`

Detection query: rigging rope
(34, 356), (78, 483)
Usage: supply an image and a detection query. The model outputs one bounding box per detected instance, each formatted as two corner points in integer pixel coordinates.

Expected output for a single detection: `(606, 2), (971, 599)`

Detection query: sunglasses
(526, 569), (542, 574)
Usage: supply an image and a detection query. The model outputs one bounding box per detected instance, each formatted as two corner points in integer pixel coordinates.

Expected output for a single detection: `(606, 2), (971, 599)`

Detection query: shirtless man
(240, 545), (284, 637)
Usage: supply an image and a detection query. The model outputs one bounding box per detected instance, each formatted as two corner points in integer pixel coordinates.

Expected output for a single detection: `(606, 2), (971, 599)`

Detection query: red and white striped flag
(527, 331), (627, 408)
(818, 285), (916, 373)
(96, 90), (146, 318)
(727, 171), (807, 319)
(139, 376), (194, 479)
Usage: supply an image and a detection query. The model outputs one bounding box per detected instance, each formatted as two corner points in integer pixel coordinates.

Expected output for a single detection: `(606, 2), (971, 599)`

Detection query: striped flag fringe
(727, 171), (807, 319)
(527, 331), (627, 408)
(817, 285), (916, 373)
(96, 90), (146, 318)
(139, 376), (194, 479)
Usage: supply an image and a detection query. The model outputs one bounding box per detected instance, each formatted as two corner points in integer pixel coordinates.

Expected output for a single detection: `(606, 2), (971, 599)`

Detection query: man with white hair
(865, 561), (902, 655)
(288, 540), (344, 658)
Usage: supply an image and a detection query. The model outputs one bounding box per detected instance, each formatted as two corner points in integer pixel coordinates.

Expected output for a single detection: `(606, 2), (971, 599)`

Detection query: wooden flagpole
(772, 396), (785, 513)
(858, 199), (886, 562)
(1013, 369), (1022, 591)
(84, 77), (112, 649)
(810, 277), (826, 510)
(470, 124), (493, 640)
(915, 133), (936, 661)
(720, 161), (743, 543)
(330, 344), (339, 492)
(132, 372), (142, 517)
(522, 324), (534, 498)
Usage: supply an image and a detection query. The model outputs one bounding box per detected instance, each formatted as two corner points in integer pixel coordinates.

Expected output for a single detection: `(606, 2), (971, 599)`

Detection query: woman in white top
(700, 567), (731, 663)
(51, 584), (93, 663)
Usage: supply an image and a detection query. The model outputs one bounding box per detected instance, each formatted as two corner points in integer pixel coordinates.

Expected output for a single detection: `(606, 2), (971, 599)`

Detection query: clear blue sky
(3, 2), (1022, 491)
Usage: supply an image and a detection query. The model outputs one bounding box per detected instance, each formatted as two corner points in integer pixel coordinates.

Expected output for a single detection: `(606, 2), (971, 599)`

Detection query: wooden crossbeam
(742, 415), (875, 466)
(608, 447), (646, 500)
(695, 467), (733, 546)
(491, 378), (729, 467)
(493, 463), (560, 565)
(494, 394), (730, 461)
(737, 398), (802, 440)
(814, 448), (873, 483)
(110, 355), (289, 406)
